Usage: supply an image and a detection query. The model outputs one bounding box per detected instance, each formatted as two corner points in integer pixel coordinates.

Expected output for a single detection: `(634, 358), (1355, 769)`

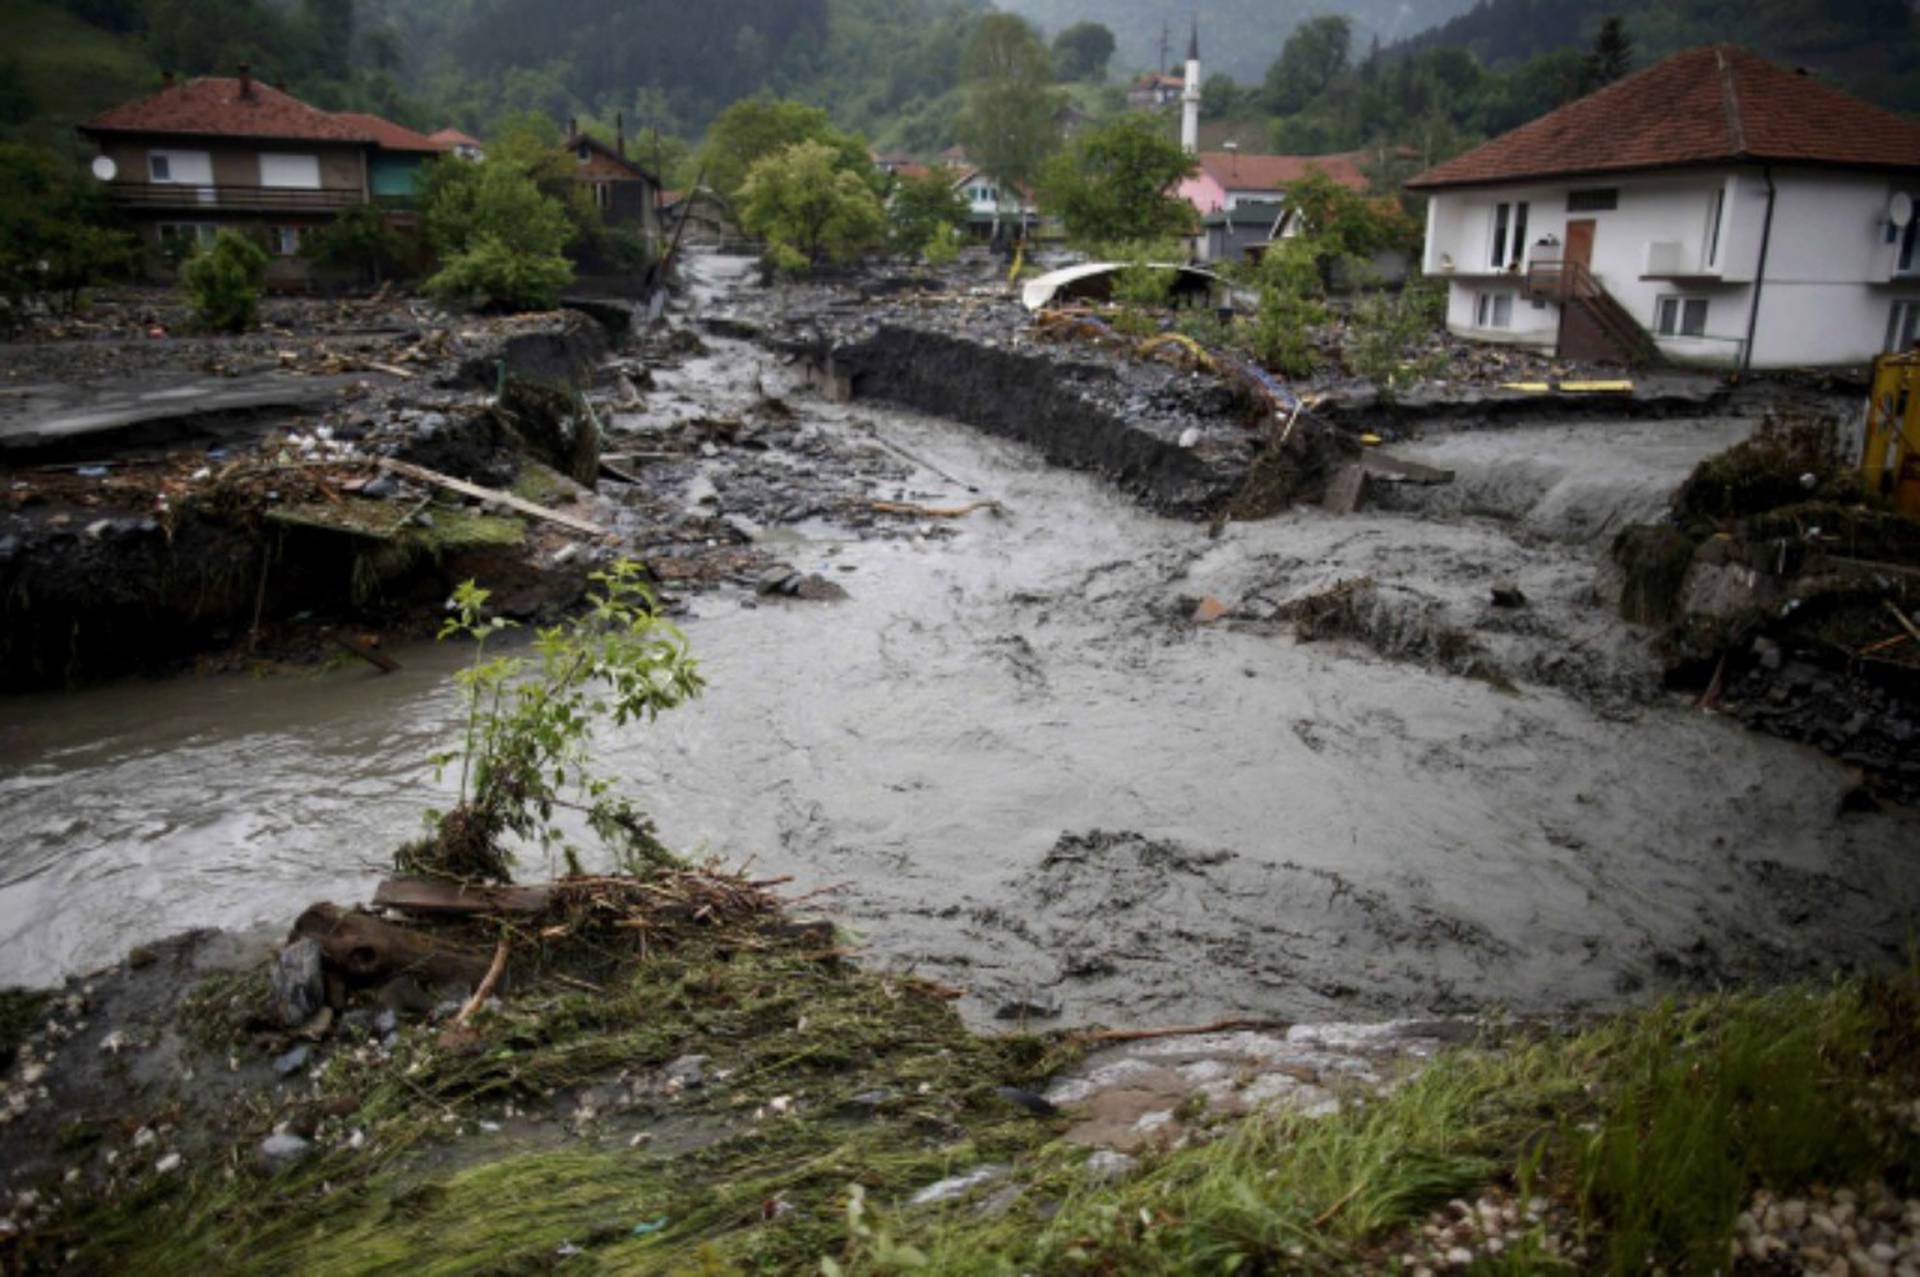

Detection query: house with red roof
(429, 128), (485, 162)
(1127, 72), (1184, 111)
(561, 119), (662, 255)
(333, 111), (447, 208)
(78, 69), (447, 285)
(1406, 45), (1920, 368)
(1177, 148), (1372, 264)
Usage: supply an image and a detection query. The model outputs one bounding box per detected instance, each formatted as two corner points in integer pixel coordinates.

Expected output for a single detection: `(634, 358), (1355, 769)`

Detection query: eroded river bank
(4, 251), (1916, 1030)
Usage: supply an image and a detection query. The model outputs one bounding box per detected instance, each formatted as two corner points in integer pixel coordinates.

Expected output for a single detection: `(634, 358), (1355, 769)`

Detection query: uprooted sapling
(397, 558), (704, 884)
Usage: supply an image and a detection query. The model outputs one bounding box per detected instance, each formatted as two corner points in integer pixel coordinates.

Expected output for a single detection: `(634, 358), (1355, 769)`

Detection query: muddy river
(4, 260), (1917, 1026)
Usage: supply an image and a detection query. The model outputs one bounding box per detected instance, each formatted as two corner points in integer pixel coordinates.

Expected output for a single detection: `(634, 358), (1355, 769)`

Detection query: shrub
(180, 229), (268, 332)
(426, 163), (575, 310)
(404, 560), (704, 882)
(738, 140), (886, 272)
(300, 205), (411, 285)
(1345, 283), (1446, 394)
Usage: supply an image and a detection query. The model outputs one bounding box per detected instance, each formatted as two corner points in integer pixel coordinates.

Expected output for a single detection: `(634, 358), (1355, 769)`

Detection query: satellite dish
(1891, 191), (1913, 228)
(90, 155), (117, 182)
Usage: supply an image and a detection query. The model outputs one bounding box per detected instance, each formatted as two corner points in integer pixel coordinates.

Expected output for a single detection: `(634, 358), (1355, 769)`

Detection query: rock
(1490, 583), (1528, 608)
(1084, 1150), (1139, 1184)
(273, 1044), (311, 1077)
(664, 1054), (708, 1089)
(910, 1164), (1009, 1206)
(1178, 427), (1201, 449)
(257, 1133), (312, 1172)
(994, 994), (1062, 1021)
(373, 1008), (399, 1036)
(361, 474), (399, 500)
(269, 939), (325, 1029)
(154, 1153), (182, 1174)
(756, 567), (798, 595)
(792, 574), (849, 602)
(377, 975), (435, 1018)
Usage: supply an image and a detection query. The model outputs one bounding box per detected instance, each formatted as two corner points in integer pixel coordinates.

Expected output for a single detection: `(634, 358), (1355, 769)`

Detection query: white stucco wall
(1424, 165), (1920, 368)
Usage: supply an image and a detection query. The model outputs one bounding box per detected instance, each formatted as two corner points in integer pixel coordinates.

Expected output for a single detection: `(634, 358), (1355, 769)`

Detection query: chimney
(568, 116), (577, 139)
(616, 111), (625, 160)
(238, 64), (253, 98)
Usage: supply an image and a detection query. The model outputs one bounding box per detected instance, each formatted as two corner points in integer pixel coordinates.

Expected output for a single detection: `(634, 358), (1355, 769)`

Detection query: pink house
(1177, 149), (1370, 216)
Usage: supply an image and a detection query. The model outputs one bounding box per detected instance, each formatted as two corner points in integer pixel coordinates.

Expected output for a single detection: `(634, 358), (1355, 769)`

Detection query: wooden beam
(376, 457), (608, 538)
(373, 877), (557, 916)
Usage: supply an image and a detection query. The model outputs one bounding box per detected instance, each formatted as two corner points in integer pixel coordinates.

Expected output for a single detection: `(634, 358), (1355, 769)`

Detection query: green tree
(887, 169), (968, 257)
(698, 97), (874, 206)
(0, 143), (137, 324)
(1200, 73), (1250, 121)
(738, 139), (886, 271)
(300, 205), (410, 284)
(1263, 16), (1353, 115)
(427, 162), (575, 309)
(181, 229), (268, 332)
(1281, 169), (1420, 283)
(956, 14), (1060, 206)
(1583, 16), (1634, 90)
(1037, 113), (1195, 246)
(1051, 21), (1115, 83)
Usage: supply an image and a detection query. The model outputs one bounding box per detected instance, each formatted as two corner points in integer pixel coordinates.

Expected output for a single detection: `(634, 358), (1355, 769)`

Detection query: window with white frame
(1656, 296), (1709, 338)
(1898, 209), (1920, 276)
(1704, 187), (1725, 270)
(1886, 300), (1920, 353)
(258, 153), (321, 189)
(270, 226), (301, 256)
(148, 149), (212, 185)
(156, 222), (217, 249)
(1476, 291), (1513, 328)
(1489, 200), (1529, 269)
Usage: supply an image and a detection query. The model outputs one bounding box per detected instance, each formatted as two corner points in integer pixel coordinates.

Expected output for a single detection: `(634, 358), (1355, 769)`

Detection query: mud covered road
(3, 253), (1916, 1027)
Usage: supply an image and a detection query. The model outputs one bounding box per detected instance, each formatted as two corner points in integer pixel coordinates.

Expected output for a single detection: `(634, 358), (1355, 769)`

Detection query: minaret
(1181, 18), (1201, 155)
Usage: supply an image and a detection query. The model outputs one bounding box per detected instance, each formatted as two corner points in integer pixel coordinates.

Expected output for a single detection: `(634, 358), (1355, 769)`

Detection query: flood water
(4, 259), (1916, 1026)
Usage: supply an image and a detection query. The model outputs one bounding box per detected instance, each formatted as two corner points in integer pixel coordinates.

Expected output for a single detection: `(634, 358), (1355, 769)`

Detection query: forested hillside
(999, 0), (1474, 83)
(1394, 0), (1920, 109)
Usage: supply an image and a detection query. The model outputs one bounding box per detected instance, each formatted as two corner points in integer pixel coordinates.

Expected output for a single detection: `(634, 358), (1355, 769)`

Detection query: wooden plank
(376, 457), (608, 538)
(1322, 463), (1368, 515)
(1361, 451), (1454, 485)
(373, 877), (557, 916)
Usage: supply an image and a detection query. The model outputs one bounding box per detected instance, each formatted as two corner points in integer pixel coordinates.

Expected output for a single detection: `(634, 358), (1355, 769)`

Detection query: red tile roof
(1197, 149), (1370, 193)
(1408, 44), (1920, 190)
(334, 112), (446, 154)
(82, 77), (368, 143)
(429, 128), (484, 149)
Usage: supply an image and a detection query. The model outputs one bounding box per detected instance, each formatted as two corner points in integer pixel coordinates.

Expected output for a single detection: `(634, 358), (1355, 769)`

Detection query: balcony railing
(103, 182), (366, 212)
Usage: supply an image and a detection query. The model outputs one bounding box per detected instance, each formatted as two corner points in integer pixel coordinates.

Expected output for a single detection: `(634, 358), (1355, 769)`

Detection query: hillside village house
(1126, 72), (1184, 111)
(429, 128), (485, 162)
(561, 119), (663, 252)
(1178, 148), (1372, 262)
(1406, 45), (1920, 369)
(78, 70), (462, 286)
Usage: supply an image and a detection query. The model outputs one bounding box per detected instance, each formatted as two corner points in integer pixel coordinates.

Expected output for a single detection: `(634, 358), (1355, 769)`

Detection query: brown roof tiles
(82, 77), (368, 144)
(1408, 44), (1920, 190)
(334, 112), (446, 154)
(1196, 149), (1370, 193)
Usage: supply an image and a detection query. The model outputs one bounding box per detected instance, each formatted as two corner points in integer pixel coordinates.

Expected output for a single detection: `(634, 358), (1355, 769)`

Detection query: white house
(1406, 45), (1920, 369)
(948, 166), (1038, 239)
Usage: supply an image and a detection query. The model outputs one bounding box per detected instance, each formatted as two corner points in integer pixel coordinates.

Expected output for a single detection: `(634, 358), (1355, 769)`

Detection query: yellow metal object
(1135, 332), (1216, 372)
(1863, 352), (1920, 519)
(1497, 380), (1635, 393)
(1360, 432), (1382, 446)
(1007, 244), (1025, 286)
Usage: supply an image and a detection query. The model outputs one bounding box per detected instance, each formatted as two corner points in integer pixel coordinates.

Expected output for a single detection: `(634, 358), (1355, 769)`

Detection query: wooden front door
(1565, 218), (1596, 271)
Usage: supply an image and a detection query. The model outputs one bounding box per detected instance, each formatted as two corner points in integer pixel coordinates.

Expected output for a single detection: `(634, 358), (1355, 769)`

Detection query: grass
(24, 931), (1920, 1275)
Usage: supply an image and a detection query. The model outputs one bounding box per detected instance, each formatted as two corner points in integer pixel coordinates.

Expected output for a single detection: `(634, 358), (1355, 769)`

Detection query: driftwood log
(290, 902), (496, 991)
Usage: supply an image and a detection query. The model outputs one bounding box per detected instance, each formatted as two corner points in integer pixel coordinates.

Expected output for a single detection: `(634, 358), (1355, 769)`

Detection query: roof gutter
(1740, 162), (1776, 375)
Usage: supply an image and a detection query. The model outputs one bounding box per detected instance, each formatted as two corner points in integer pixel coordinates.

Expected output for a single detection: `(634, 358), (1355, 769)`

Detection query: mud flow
(3, 252), (1915, 1027)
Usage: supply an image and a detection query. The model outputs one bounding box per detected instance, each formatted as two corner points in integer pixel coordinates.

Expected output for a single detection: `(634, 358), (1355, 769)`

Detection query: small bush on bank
(180, 229), (268, 332)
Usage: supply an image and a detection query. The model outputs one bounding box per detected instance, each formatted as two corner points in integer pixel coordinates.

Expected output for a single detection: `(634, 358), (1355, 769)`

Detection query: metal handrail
(102, 182), (366, 211)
